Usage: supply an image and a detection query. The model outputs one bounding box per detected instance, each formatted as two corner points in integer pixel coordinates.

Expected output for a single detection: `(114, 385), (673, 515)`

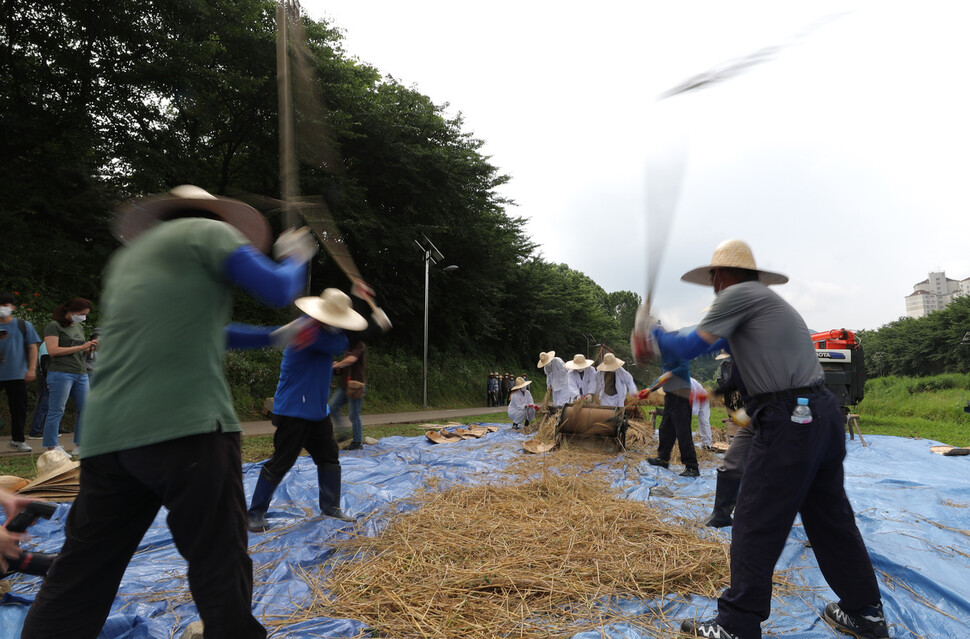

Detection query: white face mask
(70, 314), (87, 324)
(0, 306), (12, 318)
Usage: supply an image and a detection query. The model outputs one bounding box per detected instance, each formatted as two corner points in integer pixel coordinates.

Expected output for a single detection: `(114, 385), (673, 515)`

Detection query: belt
(750, 383), (825, 408)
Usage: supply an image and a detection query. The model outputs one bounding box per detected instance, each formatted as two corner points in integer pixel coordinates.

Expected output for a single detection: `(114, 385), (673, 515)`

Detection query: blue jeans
(328, 385), (364, 443)
(43, 371), (89, 448)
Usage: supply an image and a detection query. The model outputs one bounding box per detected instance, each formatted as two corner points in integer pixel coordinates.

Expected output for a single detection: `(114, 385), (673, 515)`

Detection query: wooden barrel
(555, 402), (627, 451)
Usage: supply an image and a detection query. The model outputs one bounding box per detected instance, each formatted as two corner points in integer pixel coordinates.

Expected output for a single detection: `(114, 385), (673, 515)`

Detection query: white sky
(301, 0), (970, 332)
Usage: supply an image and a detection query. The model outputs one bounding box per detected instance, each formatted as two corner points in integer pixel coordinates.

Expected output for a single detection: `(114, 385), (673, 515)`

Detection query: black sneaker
(823, 602), (889, 638)
(646, 457), (669, 469)
(680, 619), (739, 638)
(344, 441), (363, 451)
(680, 466), (700, 477)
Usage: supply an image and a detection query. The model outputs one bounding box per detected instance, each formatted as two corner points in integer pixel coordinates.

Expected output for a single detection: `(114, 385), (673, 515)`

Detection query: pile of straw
(287, 456), (730, 638)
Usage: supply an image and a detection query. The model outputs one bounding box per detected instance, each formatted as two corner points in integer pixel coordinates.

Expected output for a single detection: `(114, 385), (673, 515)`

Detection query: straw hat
(511, 376), (532, 391)
(36, 449), (73, 476)
(113, 185), (272, 253)
(564, 354), (594, 370)
(715, 349), (732, 361)
(681, 239), (788, 286)
(596, 353), (625, 372)
(296, 288), (368, 330)
(536, 351), (557, 368)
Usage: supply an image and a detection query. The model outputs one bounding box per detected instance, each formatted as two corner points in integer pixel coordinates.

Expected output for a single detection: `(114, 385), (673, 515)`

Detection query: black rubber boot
(704, 470), (741, 528)
(247, 470), (281, 533)
(318, 464), (356, 523)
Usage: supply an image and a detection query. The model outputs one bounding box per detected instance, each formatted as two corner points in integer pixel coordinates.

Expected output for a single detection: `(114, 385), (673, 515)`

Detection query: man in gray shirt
(646, 239), (888, 639)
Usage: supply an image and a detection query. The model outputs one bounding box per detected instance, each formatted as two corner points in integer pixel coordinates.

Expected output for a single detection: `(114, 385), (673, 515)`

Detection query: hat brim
(295, 297), (368, 331)
(537, 350), (556, 368)
(113, 194), (273, 253)
(564, 361), (593, 371)
(512, 380), (532, 391)
(715, 352), (731, 360)
(597, 358), (625, 372)
(681, 265), (789, 286)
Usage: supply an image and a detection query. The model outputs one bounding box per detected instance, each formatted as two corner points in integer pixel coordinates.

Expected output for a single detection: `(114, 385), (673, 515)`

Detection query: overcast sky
(301, 0), (970, 333)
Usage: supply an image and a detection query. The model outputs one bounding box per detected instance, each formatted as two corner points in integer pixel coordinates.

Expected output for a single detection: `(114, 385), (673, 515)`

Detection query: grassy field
(4, 375), (969, 480)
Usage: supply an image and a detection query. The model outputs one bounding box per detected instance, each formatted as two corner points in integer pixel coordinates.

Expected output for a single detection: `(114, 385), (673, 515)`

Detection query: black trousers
(0, 378), (27, 442)
(21, 432), (266, 639)
(716, 389), (880, 638)
(261, 414), (339, 481)
(656, 391), (697, 469)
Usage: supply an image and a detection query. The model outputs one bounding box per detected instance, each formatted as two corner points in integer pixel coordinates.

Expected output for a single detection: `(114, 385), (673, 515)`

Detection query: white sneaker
(48, 445), (68, 456)
(7, 440), (32, 452)
(72, 446), (81, 458)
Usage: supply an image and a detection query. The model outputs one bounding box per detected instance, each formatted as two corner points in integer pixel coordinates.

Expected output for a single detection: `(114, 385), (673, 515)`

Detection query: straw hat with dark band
(596, 353), (625, 372)
(536, 351), (556, 368)
(681, 239), (788, 286)
(296, 288), (368, 330)
(113, 185), (273, 253)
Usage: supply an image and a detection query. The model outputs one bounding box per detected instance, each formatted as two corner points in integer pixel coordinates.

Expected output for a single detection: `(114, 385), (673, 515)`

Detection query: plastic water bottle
(791, 397), (812, 424)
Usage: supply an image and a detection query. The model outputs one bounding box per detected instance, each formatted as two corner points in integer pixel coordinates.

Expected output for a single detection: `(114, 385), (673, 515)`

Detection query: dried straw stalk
(283, 457), (730, 638)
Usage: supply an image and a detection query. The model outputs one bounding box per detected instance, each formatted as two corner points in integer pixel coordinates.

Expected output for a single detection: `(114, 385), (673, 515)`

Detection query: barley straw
(282, 453), (731, 638)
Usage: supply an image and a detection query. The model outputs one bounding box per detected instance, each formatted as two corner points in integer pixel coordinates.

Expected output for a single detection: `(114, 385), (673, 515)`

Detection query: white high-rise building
(905, 271), (970, 318)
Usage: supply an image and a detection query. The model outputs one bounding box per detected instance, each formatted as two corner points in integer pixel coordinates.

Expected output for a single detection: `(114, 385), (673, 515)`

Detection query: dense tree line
(859, 296), (970, 378)
(1, 0), (641, 371)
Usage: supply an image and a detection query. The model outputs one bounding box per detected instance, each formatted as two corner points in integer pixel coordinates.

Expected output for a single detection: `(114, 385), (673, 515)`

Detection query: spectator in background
(502, 373), (513, 404)
(0, 292), (41, 452)
(486, 372), (500, 407)
(27, 340), (50, 439)
(329, 288), (391, 451)
(41, 298), (97, 457)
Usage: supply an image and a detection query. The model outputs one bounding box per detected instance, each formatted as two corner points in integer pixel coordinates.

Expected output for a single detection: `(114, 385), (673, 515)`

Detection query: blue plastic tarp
(2, 428), (968, 638)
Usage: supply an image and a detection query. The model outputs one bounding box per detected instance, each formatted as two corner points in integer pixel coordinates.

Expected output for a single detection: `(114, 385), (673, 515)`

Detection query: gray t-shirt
(697, 281), (823, 396)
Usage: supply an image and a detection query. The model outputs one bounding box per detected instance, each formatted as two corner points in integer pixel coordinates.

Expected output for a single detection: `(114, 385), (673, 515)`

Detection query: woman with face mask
(42, 297), (98, 456)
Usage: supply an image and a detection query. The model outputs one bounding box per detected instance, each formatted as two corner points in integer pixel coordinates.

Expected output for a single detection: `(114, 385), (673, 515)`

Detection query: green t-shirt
(81, 218), (247, 458)
(44, 322), (88, 374)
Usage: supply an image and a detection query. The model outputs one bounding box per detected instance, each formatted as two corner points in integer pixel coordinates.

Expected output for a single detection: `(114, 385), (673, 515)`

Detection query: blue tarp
(1, 428), (968, 638)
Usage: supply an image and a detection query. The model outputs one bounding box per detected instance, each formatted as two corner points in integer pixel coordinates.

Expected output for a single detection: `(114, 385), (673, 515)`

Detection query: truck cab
(812, 329), (865, 409)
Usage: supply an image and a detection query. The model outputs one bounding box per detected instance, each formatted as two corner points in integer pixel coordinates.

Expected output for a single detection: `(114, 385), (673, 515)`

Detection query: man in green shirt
(22, 186), (316, 639)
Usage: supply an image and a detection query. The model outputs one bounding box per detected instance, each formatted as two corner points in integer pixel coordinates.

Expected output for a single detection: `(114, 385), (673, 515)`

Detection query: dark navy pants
(716, 389), (881, 638)
(656, 391), (697, 469)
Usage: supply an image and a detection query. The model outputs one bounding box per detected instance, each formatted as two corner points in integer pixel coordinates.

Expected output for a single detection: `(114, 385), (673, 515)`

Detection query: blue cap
(797, 397), (809, 405)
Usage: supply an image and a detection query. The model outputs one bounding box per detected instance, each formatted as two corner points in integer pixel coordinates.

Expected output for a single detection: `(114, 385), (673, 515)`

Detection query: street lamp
(415, 235), (458, 407)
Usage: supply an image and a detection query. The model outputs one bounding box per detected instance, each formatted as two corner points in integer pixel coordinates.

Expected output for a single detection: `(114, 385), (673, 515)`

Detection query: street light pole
(422, 248), (430, 408)
(415, 236), (457, 408)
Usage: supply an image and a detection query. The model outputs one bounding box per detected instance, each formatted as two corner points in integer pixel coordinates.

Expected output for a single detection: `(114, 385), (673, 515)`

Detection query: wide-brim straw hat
(537, 351), (556, 368)
(296, 288), (368, 330)
(511, 376), (532, 391)
(113, 185), (272, 253)
(715, 349), (732, 361)
(681, 239), (788, 286)
(596, 352), (625, 372)
(564, 353), (594, 370)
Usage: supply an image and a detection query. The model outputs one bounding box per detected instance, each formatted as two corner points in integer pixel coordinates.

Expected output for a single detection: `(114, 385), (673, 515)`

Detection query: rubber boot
(704, 470), (741, 528)
(318, 464), (356, 523)
(247, 471), (280, 533)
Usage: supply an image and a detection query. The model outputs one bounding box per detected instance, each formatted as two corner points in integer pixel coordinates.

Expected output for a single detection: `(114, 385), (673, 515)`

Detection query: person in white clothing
(564, 354), (598, 400)
(690, 377), (712, 449)
(595, 353), (638, 408)
(536, 351), (570, 407)
(507, 376), (536, 429)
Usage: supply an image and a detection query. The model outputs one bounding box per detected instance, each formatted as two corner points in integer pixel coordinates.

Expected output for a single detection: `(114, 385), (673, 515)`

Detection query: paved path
(0, 406), (503, 457)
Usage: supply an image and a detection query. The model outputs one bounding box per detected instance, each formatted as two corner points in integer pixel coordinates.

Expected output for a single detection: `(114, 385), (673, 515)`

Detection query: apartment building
(905, 271), (970, 318)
